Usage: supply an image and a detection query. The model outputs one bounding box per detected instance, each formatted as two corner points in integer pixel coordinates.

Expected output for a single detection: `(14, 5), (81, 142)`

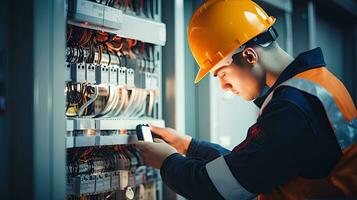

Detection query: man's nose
(219, 79), (232, 91)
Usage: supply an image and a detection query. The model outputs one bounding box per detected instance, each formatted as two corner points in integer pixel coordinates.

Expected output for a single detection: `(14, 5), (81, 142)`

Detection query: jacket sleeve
(186, 138), (230, 161)
(160, 94), (341, 199)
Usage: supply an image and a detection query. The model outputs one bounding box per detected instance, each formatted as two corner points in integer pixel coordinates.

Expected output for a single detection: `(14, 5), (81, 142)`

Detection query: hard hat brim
(194, 67), (210, 84)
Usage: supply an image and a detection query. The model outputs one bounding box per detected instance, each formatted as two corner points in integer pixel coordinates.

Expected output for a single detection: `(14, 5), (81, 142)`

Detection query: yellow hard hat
(188, 0), (276, 83)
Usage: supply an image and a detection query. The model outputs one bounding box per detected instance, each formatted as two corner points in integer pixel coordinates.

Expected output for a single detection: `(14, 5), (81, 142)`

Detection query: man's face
(213, 52), (264, 101)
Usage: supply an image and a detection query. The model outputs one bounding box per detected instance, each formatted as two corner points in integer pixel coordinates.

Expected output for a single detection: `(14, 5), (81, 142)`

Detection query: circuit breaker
(65, 0), (166, 199)
(96, 65), (109, 84)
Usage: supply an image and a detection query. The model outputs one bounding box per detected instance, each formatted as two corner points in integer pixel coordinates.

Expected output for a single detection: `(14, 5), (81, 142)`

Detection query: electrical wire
(78, 86), (99, 117)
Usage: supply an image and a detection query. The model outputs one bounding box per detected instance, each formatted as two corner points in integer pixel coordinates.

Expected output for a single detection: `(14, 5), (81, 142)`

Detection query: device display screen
(141, 126), (153, 142)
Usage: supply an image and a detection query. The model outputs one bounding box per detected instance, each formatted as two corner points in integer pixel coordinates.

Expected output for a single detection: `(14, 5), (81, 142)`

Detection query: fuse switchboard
(65, 0), (166, 199)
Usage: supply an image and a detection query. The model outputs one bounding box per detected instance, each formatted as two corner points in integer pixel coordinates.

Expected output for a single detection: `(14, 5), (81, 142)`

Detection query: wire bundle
(66, 26), (159, 118)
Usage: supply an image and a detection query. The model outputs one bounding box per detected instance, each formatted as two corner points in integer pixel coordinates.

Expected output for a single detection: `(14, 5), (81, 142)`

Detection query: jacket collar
(254, 47), (326, 107)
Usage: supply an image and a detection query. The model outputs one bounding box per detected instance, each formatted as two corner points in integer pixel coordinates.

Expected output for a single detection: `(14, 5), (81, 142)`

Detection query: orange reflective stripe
(294, 67), (357, 122)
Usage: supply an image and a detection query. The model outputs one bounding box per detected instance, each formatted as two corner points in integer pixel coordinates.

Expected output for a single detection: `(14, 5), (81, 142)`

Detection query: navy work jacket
(160, 48), (342, 199)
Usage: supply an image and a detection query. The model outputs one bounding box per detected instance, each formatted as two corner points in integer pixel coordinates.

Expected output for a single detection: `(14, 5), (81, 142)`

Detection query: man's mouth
(231, 90), (240, 95)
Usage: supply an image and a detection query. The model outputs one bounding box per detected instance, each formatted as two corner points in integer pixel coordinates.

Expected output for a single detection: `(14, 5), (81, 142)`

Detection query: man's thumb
(154, 138), (165, 143)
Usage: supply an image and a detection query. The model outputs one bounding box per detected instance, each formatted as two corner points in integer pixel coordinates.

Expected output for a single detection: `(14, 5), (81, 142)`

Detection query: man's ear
(242, 47), (258, 65)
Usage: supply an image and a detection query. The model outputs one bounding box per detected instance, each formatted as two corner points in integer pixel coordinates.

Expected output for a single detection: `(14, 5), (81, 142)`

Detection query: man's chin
(241, 93), (259, 101)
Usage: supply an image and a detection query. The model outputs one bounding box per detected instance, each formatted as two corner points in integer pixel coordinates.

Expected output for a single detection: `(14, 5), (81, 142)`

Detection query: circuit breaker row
(67, 183), (157, 200)
(67, 146), (160, 199)
(67, 168), (159, 197)
(66, 63), (158, 90)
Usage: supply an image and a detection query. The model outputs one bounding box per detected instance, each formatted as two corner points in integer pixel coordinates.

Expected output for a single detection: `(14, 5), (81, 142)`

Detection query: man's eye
(219, 73), (226, 78)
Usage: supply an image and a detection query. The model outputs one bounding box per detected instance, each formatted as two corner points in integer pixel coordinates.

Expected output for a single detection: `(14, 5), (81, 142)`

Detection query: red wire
(139, 42), (146, 55)
(67, 26), (73, 43)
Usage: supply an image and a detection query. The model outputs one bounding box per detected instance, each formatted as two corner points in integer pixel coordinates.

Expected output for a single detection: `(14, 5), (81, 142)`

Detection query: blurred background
(0, 0), (356, 199)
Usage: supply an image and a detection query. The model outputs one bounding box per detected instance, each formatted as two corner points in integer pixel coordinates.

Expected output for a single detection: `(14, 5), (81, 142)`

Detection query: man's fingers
(135, 141), (145, 145)
(149, 124), (168, 137)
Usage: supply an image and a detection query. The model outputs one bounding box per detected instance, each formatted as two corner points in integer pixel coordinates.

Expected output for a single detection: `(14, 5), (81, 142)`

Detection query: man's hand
(149, 124), (192, 155)
(135, 138), (178, 169)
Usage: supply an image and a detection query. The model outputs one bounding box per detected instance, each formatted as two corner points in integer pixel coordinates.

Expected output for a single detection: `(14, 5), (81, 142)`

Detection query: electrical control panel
(65, 0), (165, 199)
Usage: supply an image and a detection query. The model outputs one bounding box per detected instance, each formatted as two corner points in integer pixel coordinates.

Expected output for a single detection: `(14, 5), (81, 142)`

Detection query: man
(136, 0), (357, 199)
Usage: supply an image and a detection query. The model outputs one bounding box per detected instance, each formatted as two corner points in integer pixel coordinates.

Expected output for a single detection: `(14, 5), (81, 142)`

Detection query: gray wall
(314, 1), (357, 101)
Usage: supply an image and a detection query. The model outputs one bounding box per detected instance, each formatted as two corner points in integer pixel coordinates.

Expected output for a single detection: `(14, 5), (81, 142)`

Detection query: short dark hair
(231, 41), (278, 67)
(232, 52), (245, 66)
